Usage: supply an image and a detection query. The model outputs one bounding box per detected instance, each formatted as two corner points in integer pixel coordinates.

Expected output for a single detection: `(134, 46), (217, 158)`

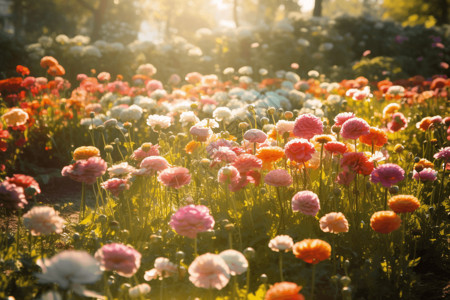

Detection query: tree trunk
(11, 0), (25, 39)
(233, 0), (239, 28)
(91, 0), (109, 41)
(313, 0), (323, 17)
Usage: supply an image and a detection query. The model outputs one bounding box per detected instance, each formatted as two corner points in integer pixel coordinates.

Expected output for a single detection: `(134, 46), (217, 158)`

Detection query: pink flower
(387, 112), (408, 132)
(95, 243), (141, 277)
(23, 206), (65, 236)
(413, 168), (437, 182)
(268, 235), (294, 252)
(293, 113), (323, 139)
(434, 147), (450, 162)
(138, 156), (170, 175)
(144, 257), (178, 281)
(336, 171), (356, 186)
(206, 139), (234, 156)
(232, 154), (262, 174)
(341, 117), (370, 140)
(146, 79), (163, 92)
(264, 169), (293, 187)
(334, 112), (355, 126)
(284, 138), (316, 163)
(185, 72), (203, 84)
(190, 124), (212, 142)
(211, 147), (237, 165)
(101, 178), (130, 196)
(170, 205), (214, 238)
(6, 174), (41, 197)
(132, 143), (160, 162)
(61, 157), (107, 185)
(97, 72), (111, 82)
(370, 163), (405, 188)
(243, 129), (267, 143)
(291, 191), (320, 216)
(0, 181), (27, 211)
(188, 253), (230, 290)
(158, 167), (191, 189)
(218, 166), (241, 184)
(319, 212), (349, 233)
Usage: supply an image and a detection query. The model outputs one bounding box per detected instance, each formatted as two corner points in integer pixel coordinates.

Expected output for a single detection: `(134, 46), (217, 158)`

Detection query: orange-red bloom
(185, 140), (201, 154)
(73, 146), (100, 161)
(265, 282), (305, 300)
(256, 146), (285, 169)
(47, 64), (65, 76)
(416, 117), (432, 131)
(370, 211), (401, 234)
(40, 56), (58, 69)
(359, 127), (388, 147)
(388, 195), (420, 213)
(414, 158), (434, 172)
(293, 239), (331, 264)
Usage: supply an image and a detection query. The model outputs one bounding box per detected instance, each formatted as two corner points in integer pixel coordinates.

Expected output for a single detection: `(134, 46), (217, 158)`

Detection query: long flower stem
(279, 252), (284, 281)
(311, 264), (317, 300)
(80, 182), (86, 221)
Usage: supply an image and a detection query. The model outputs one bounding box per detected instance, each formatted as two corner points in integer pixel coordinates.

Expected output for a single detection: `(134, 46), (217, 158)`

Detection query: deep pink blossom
(0, 181), (27, 211)
(334, 112), (355, 126)
(370, 163), (405, 188)
(413, 168), (437, 182)
(169, 205), (215, 239)
(284, 138), (316, 163)
(293, 113), (323, 139)
(101, 178), (130, 196)
(341, 117), (370, 140)
(95, 243), (141, 277)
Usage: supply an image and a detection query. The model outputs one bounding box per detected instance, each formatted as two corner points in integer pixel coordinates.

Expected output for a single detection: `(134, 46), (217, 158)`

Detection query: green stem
(319, 143), (324, 199)
(80, 182), (86, 222)
(384, 188), (388, 211)
(276, 187), (285, 234)
(311, 264), (316, 300)
(279, 252), (284, 281)
(194, 236), (198, 257)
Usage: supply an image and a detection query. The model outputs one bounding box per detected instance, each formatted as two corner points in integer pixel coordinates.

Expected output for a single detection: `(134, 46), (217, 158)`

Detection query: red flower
(341, 152), (374, 176)
(16, 65), (30, 76)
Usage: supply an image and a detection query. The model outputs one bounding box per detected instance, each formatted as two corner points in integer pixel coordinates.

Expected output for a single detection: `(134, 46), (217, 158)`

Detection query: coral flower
(138, 156), (170, 175)
(293, 239), (331, 264)
(188, 253), (230, 290)
(132, 143), (160, 162)
(158, 167), (191, 189)
(256, 146), (285, 169)
(291, 191), (320, 216)
(319, 212), (349, 233)
(6, 174), (41, 197)
(413, 168), (437, 182)
(232, 154), (262, 174)
(95, 243), (141, 277)
(359, 127), (388, 147)
(268, 235), (294, 252)
(40, 56), (58, 68)
(388, 195), (420, 213)
(334, 112), (355, 126)
(23, 206), (65, 236)
(416, 117), (432, 131)
(265, 282), (305, 300)
(340, 117), (370, 140)
(61, 157), (107, 185)
(284, 138), (316, 163)
(370, 163), (405, 188)
(324, 141), (347, 155)
(370, 211), (401, 234)
(73, 146), (100, 161)
(264, 169), (293, 187)
(243, 129), (267, 143)
(169, 205), (215, 239)
(340, 152), (374, 175)
(48, 64), (65, 76)
(293, 113), (323, 139)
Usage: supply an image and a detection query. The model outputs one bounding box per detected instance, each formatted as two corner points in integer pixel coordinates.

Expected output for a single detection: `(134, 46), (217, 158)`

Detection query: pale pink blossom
(0, 181), (27, 211)
(218, 166), (241, 184)
(61, 157), (107, 185)
(292, 190), (320, 216)
(268, 235), (294, 252)
(137, 156), (170, 175)
(144, 257), (178, 281)
(23, 206), (65, 236)
(243, 129), (267, 143)
(132, 143), (160, 162)
(169, 205), (214, 238)
(95, 243), (141, 277)
(188, 253), (230, 290)
(101, 178), (130, 196)
(319, 212), (349, 233)
(264, 169), (293, 187)
(219, 250), (248, 275)
(158, 167), (191, 189)
(276, 120), (295, 135)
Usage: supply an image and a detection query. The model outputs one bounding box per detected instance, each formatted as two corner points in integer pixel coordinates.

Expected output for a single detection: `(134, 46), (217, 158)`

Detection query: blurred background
(0, 0), (449, 81)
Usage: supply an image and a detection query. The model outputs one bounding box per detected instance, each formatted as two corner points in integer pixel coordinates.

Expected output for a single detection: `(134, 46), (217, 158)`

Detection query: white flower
(268, 235), (294, 252)
(108, 162), (136, 177)
(297, 38), (310, 47)
(308, 70), (320, 78)
(23, 206), (65, 236)
(36, 250), (101, 289)
(369, 151), (387, 163)
(55, 34), (69, 44)
(223, 67), (235, 75)
(238, 66), (253, 75)
(259, 68), (268, 76)
(188, 47), (203, 57)
(219, 250), (248, 275)
(80, 117), (103, 127)
(129, 284), (151, 299)
(38, 36), (53, 48)
(288, 90), (306, 104)
(134, 96), (156, 110)
(276, 120), (295, 135)
(144, 257), (178, 281)
(386, 85), (405, 96)
(146, 114), (171, 129)
(119, 104), (143, 122)
(180, 111), (200, 127)
(198, 118), (219, 128)
(285, 71), (300, 83)
(82, 45), (102, 57)
(239, 76), (252, 84)
(150, 89), (168, 100)
(71, 35), (90, 45)
(213, 107), (232, 122)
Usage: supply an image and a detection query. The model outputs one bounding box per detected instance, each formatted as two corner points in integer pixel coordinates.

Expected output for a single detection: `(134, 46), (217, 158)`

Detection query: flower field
(0, 57), (449, 300)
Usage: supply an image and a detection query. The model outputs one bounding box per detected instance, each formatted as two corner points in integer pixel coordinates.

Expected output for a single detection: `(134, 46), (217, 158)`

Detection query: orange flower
(416, 117), (432, 131)
(382, 103), (400, 119)
(359, 127), (388, 147)
(185, 140), (201, 154)
(40, 56), (58, 68)
(293, 239), (331, 264)
(48, 64), (65, 76)
(388, 195), (420, 213)
(370, 211), (401, 234)
(312, 134), (334, 144)
(265, 282), (305, 300)
(73, 146), (100, 161)
(414, 158), (434, 172)
(256, 146), (285, 169)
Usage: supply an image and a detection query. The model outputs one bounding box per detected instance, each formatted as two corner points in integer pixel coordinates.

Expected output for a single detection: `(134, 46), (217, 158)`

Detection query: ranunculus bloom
(101, 178), (130, 196)
(293, 113), (323, 139)
(61, 157), (107, 185)
(0, 181), (28, 211)
(284, 138), (316, 163)
(219, 249), (248, 275)
(388, 112), (408, 132)
(190, 124), (212, 142)
(319, 212), (349, 233)
(232, 154), (262, 174)
(169, 205), (215, 239)
(334, 112), (355, 126)
(341, 152), (374, 176)
(218, 166), (241, 184)
(413, 168), (437, 182)
(1, 108), (29, 127)
(40, 56), (58, 68)
(36, 250), (101, 289)
(158, 167), (191, 189)
(132, 143), (160, 162)
(388, 195), (420, 213)
(23, 206), (65, 236)
(95, 243), (141, 277)
(370, 211), (401, 234)
(359, 127), (388, 147)
(256, 146), (285, 169)
(324, 141), (347, 155)
(129, 283), (151, 299)
(291, 190), (320, 216)
(434, 147), (450, 162)
(211, 147), (237, 165)
(382, 103), (401, 119)
(188, 253), (230, 290)
(138, 156), (170, 176)
(336, 171), (356, 186)
(370, 163), (405, 188)
(243, 129), (267, 143)
(265, 282), (305, 300)
(97, 72), (111, 82)
(144, 257), (178, 281)
(73, 146), (100, 161)
(276, 120), (295, 135)
(293, 239), (331, 264)
(416, 117), (433, 131)
(340, 117), (370, 140)
(264, 169), (293, 187)
(6, 174), (41, 197)
(146, 114), (171, 129)
(268, 235), (294, 252)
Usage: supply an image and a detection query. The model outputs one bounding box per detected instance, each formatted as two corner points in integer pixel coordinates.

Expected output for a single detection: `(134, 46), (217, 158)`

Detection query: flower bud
(260, 274), (268, 283)
(225, 223), (235, 231)
(123, 122), (132, 129)
(340, 276), (351, 287)
(261, 117), (269, 125)
(394, 144), (404, 153)
(89, 112), (95, 119)
(267, 107), (275, 115)
(389, 185), (399, 195)
(284, 111), (294, 119)
(176, 250), (185, 261)
(331, 125), (341, 134)
(239, 122), (249, 130)
(244, 247), (255, 260)
(104, 145), (114, 153)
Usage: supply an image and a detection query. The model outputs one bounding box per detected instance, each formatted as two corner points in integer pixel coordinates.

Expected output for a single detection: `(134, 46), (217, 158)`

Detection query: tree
(383, 0), (449, 26)
(313, 0), (323, 17)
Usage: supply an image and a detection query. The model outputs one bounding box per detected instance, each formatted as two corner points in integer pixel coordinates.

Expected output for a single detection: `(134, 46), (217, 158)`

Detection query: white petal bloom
(144, 257), (178, 281)
(179, 111), (200, 127)
(146, 114), (171, 129)
(108, 162), (136, 177)
(213, 107), (232, 122)
(219, 250), (248, 276)
(23, 206), (65, 236)
(129, 284), (151, 299)
(36, 250), (101, 289)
